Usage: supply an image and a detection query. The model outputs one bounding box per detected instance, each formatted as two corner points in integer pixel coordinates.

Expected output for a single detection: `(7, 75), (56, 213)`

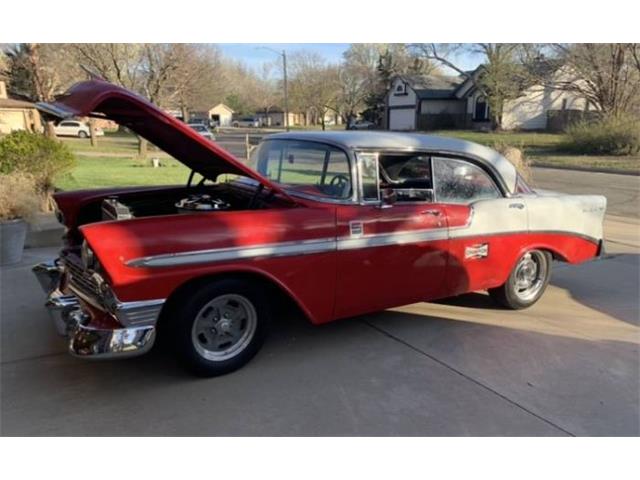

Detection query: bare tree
(3, 43), (81, 137)
(412, 43), (528, 130)
(69, 43), (213, 156)
(538, 44), (640, 117)
(288, 52), (342, 130)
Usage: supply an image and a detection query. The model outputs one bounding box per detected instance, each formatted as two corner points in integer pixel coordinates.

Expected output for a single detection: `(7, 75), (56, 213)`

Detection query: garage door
(389, 108), (415, 131)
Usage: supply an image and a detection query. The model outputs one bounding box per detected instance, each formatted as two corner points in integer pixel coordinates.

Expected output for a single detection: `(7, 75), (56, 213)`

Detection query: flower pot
(0, 219), (28, 266)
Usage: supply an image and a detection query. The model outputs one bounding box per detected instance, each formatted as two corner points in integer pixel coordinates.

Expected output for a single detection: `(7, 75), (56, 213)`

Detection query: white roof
(268, 131), (518, 193)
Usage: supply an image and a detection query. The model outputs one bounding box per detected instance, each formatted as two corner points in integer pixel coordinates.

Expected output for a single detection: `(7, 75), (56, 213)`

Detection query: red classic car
(33, 80), (607, 376)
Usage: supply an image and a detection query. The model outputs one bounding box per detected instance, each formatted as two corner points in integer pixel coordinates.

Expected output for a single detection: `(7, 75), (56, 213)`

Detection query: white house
(189, 103), (235, 127)
(386, 67), (596, 131)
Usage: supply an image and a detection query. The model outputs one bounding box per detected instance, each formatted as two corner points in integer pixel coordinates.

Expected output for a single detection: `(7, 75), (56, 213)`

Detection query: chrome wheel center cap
(218, 319), (233, 334)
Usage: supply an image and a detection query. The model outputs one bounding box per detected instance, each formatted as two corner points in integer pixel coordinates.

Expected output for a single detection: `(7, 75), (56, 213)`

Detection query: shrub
(0, 130), (76, 192)
(493, 141), (532, 183)
(0, 172), (41, 221)
(563, 115), (640, 156)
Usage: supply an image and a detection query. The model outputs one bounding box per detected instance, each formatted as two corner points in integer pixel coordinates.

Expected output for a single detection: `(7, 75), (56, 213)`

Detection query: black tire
(488, 250), (552, 310)
(167, 278), (270, 377)
(78, 131), (88, 138)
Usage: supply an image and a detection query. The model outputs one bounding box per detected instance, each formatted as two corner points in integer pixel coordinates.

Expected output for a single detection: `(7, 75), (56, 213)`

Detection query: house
(189, 103), (235, 127)
(386, 73), (487, 131)
(0, 81), (42, 134)
(386, 67), (596, 131)
(255, 108), (306, 127)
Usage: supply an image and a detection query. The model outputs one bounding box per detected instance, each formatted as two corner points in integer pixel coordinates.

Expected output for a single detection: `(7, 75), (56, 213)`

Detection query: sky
(217, 43), (483, 74)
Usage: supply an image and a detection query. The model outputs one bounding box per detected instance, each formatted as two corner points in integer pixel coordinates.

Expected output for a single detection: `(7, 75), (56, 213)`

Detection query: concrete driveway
(1, 174), (638, 436)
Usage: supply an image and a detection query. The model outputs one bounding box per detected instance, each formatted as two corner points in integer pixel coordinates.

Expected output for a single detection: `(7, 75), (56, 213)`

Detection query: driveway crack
(362, 320), (576, 437)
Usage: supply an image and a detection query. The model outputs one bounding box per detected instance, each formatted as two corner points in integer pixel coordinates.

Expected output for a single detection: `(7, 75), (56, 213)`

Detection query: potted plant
(0, 172), (40, 265)
(0, 131), (75, 264)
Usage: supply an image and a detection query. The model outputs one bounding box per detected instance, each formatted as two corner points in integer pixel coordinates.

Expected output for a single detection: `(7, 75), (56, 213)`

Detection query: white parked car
(232, 117), (260, 128)
(54, 120), (104, 138)
(188, 123), (215, 141)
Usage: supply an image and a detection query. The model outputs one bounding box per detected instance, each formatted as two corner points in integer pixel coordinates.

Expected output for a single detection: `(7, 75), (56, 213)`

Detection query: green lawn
(55, 156), (192, 190)
(432, 130), (565, 149)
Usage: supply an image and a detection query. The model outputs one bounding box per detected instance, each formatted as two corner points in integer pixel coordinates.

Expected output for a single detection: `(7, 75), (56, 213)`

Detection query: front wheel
(489, 250), (552, 309)
(169, 279), (270, 376)
(77, 130), (88, 138)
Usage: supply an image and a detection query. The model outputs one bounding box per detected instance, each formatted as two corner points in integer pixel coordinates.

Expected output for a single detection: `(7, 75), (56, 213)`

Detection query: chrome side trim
(337, 227), (448, 251)
(127, 237), (337, 268)
(125, 223), (601, 269)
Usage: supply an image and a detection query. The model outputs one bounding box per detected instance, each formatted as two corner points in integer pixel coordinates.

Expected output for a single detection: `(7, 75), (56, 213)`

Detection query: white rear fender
(524, 193), (607, 242)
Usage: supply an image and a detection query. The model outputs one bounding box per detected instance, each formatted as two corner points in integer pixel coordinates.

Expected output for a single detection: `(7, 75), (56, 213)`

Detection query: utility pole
(282, 50), (289, 132)
(257, 46), (290, 132)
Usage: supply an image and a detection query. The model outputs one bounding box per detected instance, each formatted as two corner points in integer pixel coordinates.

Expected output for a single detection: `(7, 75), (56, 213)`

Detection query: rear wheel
(168, 279), (270, 376)
(77, 130), (88, 138)
(489, 250), (552, 309)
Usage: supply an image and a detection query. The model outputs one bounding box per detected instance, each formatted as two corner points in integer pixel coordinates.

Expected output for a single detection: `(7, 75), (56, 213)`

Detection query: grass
(432, 130), (565, 149)
(526, 154), (640, 173)
(55, 156), (191, 190)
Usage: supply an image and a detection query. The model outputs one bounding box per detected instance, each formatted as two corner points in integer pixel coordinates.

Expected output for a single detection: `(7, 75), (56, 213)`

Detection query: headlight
(81, 240), (97, 271)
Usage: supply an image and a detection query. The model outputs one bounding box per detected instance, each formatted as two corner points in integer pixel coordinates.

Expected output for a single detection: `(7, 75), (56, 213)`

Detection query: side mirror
(380, 188), (397, 208)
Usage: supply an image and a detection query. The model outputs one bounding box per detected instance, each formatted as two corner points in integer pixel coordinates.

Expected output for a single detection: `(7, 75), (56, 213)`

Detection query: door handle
(509, 203), (525, 209)
(421, 209), (442, 216)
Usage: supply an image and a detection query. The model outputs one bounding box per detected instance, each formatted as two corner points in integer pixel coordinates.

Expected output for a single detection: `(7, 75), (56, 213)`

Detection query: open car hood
(36, 80), (294, 202)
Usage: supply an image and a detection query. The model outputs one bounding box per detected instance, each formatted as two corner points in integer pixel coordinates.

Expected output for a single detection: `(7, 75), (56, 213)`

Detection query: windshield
(248, 139), (352, 200)
(191, 125), (207, 132)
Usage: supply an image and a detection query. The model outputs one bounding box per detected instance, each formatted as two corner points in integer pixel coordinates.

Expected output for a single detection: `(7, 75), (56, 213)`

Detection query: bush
(0, 130), (75, 191)
(0, 172), (41, 221)
(563, 115), (640, 156)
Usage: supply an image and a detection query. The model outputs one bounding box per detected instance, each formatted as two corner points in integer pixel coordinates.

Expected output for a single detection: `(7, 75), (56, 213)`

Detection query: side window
(433, 157), (501, 204)
(252, 140), (352, 200)
(379, 154), (433, 202)
(358, 153), (380, 202)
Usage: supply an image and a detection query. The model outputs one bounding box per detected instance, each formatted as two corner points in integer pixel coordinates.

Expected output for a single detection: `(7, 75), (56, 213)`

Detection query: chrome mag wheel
(191, 294), (258, 362)
(513, 251), (548, 302)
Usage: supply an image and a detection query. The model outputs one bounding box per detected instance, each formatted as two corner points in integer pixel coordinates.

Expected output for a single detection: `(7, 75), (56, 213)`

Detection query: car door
(333, 152), (449, 319)
(432, 156), (528, 296)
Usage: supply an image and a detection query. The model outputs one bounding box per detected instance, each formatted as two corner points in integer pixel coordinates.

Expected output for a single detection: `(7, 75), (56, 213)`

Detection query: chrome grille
(63, 254), (102, 303)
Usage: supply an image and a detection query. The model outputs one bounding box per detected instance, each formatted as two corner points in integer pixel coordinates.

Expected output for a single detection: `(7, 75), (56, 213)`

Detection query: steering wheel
(329, 174), (350, 197)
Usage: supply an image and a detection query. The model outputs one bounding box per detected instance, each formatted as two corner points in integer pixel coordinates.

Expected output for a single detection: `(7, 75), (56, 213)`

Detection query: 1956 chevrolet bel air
(33, 80), (607, 376)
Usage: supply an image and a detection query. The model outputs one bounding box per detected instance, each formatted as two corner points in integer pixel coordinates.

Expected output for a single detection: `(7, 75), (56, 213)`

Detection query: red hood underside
(36, 79), (294, 202)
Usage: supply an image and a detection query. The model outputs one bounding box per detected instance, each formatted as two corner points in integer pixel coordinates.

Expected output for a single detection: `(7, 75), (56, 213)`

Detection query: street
(0, 168), (638, 436)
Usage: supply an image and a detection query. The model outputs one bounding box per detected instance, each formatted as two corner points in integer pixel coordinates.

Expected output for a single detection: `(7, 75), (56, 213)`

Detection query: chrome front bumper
(33, 259), (156, 360)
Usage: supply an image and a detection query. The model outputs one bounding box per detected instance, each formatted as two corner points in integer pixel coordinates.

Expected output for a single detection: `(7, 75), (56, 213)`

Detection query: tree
(288, 52), (341, 130)
(412, 43), (528, 130)
(537, 44), (640, 117)
(69, 43), (218, 156)
(252, 63), (280, 125)
(2, 43), (81, 138)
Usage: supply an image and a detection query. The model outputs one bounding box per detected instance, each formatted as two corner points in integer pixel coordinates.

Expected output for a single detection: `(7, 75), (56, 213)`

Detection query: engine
(175, 194), (231, 213)
(101, 193), (231, 221)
